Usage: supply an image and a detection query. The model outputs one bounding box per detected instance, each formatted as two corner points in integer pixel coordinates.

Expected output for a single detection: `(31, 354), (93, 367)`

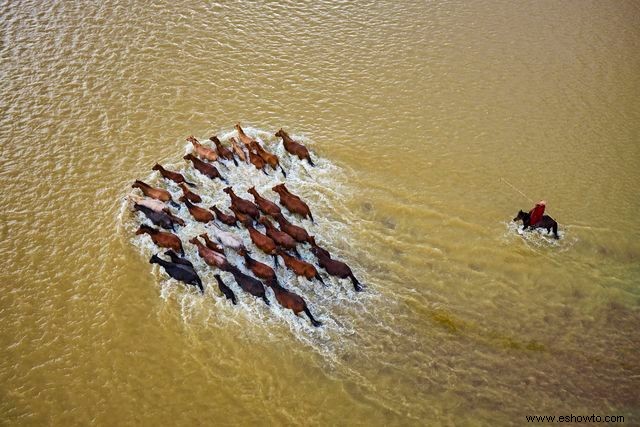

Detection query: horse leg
(349, 273), (363, 292)
(552, 222), (559, 239)
(314, 273), (326, 286)
(303, 306), (322, 327)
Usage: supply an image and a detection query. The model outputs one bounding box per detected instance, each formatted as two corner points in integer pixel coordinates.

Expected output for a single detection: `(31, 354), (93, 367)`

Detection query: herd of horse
(130, 124), (362, 327)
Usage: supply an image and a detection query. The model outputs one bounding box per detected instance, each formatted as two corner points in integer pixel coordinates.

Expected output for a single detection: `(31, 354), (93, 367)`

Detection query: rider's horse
(513, 210), (560, 239)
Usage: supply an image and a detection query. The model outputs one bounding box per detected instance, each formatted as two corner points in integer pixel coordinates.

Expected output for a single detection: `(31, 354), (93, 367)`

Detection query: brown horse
(209, 205), (238, 227)
(273, 213), (310, 243)
(234, 123), (256, 146)
(275, 128), (314, 166)
(272, 183), (314, 222)
(277, 248), (324, 285)
(183, 199), (214, 223)
(132, 180), (174, 203)
(178, 182), (202, 204)
(248, 186), (281, 216)
(246, 224), (278, 265)
(189, 236), (230, 270)
(199, 233), (225, 254)
(152, 164), (196, 187)
(229, 137), (248, 164)
(268, 282), (321, 327)
(210, 135), (238, 166)
(187, 136), (218, 162)
(229, 205), (254, 227)
(310, 245), (363, 292)
(247, 146), (268, 174)
(239, 248), (277, 283)
(136, 224), (184, 254)
(307, 236), (330, 258)
(258, 217), (300, 256)
(249, 141), (286, 177)
(223, 187), (260, 218)
(183, 154), (227, 183)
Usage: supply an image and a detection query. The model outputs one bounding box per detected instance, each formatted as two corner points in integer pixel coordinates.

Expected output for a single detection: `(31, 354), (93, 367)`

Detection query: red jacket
(529, 203), (545, 226)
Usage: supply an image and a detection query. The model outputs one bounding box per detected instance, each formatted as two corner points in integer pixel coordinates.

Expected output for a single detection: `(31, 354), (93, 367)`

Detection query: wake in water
(118, 125), (379, 357)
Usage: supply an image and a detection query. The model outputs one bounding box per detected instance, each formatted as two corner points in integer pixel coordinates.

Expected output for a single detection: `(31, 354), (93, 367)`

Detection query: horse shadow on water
(513, 210), (560, 239)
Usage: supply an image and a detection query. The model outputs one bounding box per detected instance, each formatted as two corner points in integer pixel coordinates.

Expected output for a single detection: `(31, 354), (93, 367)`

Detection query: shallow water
(1, 0), (639, 425)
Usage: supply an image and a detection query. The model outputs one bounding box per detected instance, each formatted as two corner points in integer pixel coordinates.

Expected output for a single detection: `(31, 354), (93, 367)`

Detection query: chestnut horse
(310, 244), (363, 292)
(132, 180), (175, 205)
(268, 282), (322, 327)
(249, 140), (286, 177)
(248, 186), (281, 216)
(277, 248), (325, 285)
(136, 224), (184, 254)
(178, 182), (202, 203)
(272, 183), (314, 222)
(209, 205), (238, 227)
(183, 199), (214, 223)
(229, 137), (248, 164)
(273, 213), (310, 243)
(183, 154), (227, 183)
(258, 217), (300, 257)
(275, 128), (314, 166)
(223, 187), (260, 218)
(152, 164), (196, 187)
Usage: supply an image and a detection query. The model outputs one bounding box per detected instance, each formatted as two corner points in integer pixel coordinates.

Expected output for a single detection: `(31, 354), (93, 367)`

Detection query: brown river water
(1, 1), (639, 425)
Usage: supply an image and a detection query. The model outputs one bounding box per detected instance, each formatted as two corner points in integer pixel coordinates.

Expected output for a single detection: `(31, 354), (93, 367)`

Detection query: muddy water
(1, 0), (639, 425)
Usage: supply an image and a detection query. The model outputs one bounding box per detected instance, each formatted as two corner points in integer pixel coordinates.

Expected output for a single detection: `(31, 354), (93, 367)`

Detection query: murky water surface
(1, 1), (639, 425)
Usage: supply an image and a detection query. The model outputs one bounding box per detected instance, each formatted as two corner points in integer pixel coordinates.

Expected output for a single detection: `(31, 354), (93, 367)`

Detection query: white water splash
(118, 125), (381, 360)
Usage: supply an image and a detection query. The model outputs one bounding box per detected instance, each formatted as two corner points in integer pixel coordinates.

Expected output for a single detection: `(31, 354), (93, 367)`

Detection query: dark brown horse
(178, 182), (202, 203)
(273, 213), (310, 243)
(209, 205), (238, 227)
(210, 135), (238, 166)
(152, 164), (196, 187)
(134, 203), (178, 230)
(275, 128), (314, 166)
(268, 282), (321, 327)
(513, 210), (559, 239)
(183, 199), (214, 223)
(226, 264), (270, 305)
(187, 136), (218, 162)
(136, 224), (184, 254)
(183, 154), (227, 183)
(272, 183), (314, 222)
(248, 186), (281, 216)
(223, 187), (260, 218)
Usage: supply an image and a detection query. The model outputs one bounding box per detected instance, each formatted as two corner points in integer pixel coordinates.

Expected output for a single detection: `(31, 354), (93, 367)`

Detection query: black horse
(149, 254), (204, 293)
(513, 210), (560, 239)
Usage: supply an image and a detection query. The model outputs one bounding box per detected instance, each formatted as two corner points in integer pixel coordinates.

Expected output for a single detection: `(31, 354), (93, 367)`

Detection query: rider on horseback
(528, 200), (546, 227)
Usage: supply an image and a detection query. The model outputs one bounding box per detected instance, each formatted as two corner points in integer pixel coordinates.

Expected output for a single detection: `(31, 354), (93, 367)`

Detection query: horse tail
(232, 157), (238, 167)
(350, 274), (363, 292)
(280, 165), (287, 178)
(185, 180), (197, 188)
(553, 221), (559, 239)
(195, 277), (204, 294)
(303, 306), (322, 327)
(308, 211), (315, 224)
(307, 157), (315, 167)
